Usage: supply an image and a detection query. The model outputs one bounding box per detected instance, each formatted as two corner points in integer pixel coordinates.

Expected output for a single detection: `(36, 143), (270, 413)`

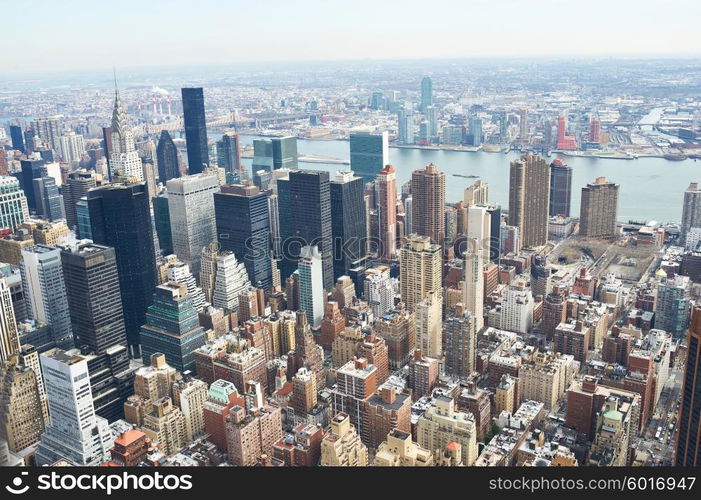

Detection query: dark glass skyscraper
(549, 159), (572, 217)
(330, 171), (368, 288)
(33, 176), (64, 221)
(271, 136), (298, 170)
(289, 170), (334, 290)
(19, 158), (46, 211)
(216, 132), (242, 180)
(10, 125), (25, 153)
(349, 132), (389, 184)
(60, 243), (126, 354)
(153, 189), (172, 256)
(487, 205), (502, 262)
(276, 177), (295, 281)
(63, 170), (96, 231)
(156, 129), (180, 184)
(420, 75), (433, 113)
(87, 183), (156, 356)
(181, 87), (208, 175)
(676, 304), (701, 466)
(214, 183), (272, 289)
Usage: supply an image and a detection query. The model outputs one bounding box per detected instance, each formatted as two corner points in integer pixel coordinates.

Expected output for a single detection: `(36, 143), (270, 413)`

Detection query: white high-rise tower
(462, 237), (484, 333)
(109, 83), (143, 181)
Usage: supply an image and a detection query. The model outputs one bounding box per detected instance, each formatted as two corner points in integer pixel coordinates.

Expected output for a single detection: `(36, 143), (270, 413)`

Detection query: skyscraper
(420, 76), (433, 113)
(20, 245), (74, 350)
(33, 176), (65, 221)
(518, 108), (528, 142)
(181, 87), (209, 174)
(411, 163), (446, 248)
(60, 243), (126, 355)
(298, 246), (325, 328)
(579, 177), (619, 239)
(0, 176), (29, 232)
(216, 132), (243, 181)
(156, 130), (180, 184)
(289, 170), (334, 290)
(349, 132), (389, 184)
(167, 172), (219, 277)
(330, 171), (367, 284)
(214, 183), (272, 289)
(165, 259), (206, 312)
(252, 139), (274, 172)
(549, 159), (572, 217)
(35, 349), (113, 466)
(58, 132), (85, 163)
(508, 153), (550, 248)
(140, 283), (206, 374)
(376, 164), (397, 261)
(87, 183), (156, 354)
(108, 88), (143, 180)
(9, 125), (25, 153)
(398, 109), (415, 145)
(19, 158), (46, 211)
(680, 182), (701, 245)
(0, 278), (20, 362)
(212, 251), (251, 313)
(466, 205), (491, 263)
(676, 304), (701, 466)
(462, 237), (484, 332)
(399, 234), (442, 312)
(444, 303), (476, 378)
(62, 170), (96, 231)
(272, 136), (298, 171)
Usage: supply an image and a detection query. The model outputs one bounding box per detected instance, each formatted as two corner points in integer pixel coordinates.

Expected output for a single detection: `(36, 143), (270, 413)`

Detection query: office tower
(374, 428), (434, 466)
(152, 188), (172, 256)
(416, 396), (479, 466)
(0, 279), (20, 362)
(415, 291), (442, 358)
(656, 275), (690, 339)
(20, 245), (73, 350)
(462, 238), (484, 332)
(298, 246), (324, 328)
(411, 164), (445, 247)
(469, 116), (483, 147)
(19, 158), (45, 211)
(199, 242), (219, 303)
(75, 197), (92, 238)
(500, 281), (534, 334)
(140, 283), (206, 374)
(466, 204), (491, 263)
(289, 170), (334, 289)
(464, 179), (489, 206)
(226, 399), (283, 466)
(518, 108), (528, 142)
(681, 182), (701, 244)
(31, 117), (61, 151)
(363, 266), (393, 317)
(141, 397), (187, 456)
(676, 304), (701, 466)
(398, 108), (415, 145)
(321, 412), (369, 466)
(214, 183), (271, 288)
(58, 132), (85, 163)
(87, 183), (156, 353)
(444, 303), (476, 377)
(589, 116), (601, 143)
(156, 130), (180, 184)
(216, 132), (242, 180)
(556, 115), (577, 150)
(0, 355), (46, 460)
(330, 171), (367, 283)
(549, 159), (572, 217)
(420, 76), (433, 113)
(0, 177), (29, 232)
(399, 234), (441, 312)
(172, 375), (208, 443)
(60, 243), (125, 354)
(376, 164), (397, 261)
(508, 153), (550, 248)
(349, 132), (389, 184)
(167, 172), (219, 277)
(10, 125), (25, 153)
(108, 89), (143, 180)
(579, 177), (619, 239)
(252, 139), (274, 171)
(486, 205), (501, 261)
(271, 136), (298, 170)
(181, 88), (208, 174)
(33, 176), (64, 221)
(425, 106), (438, 141)
(35, 349), (113, 465)
(166, 260), (206, 312)
(62, 170), (96, 231)
(212, 251), (251, 313)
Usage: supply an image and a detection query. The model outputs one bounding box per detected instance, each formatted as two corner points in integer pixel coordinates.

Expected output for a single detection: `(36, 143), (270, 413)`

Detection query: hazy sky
(4, 0), (700, 74)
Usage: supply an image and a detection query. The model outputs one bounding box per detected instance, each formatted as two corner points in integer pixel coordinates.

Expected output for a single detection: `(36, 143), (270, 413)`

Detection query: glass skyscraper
(181, 87), (209, 175)
(330, 171), (368, 289)
(549, 159), (572, 217)
(156, 129), (180, 184)
(349, 132), (389, 184)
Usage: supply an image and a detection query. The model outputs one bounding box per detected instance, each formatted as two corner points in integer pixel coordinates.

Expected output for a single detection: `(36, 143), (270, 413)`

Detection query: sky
(3, 0), (700, 74)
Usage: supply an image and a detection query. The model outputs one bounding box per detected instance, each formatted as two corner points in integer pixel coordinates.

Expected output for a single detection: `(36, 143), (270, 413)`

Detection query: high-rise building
(681, 182), (701, 244)
(167, 172), (219, 277)
(156, 130), (180, 184)
(87, 183), (156, 354)
(415, 291), (442, 358)
(252, 139), (274, 172)
(58, 132), (85, 163)
(181, 88), (209, 174)
(298, 246), (325, 328)
(10, 125), (25, 153)
(464, 179), (489, 207)
(31, 117), (61, 152)
(656, 276), (690, 339)
(397, 109), (415, 145)
(271, 136), (298, 171)
(141, 397), (187, 456)
(556, 115), (577, 150)
(416, 396), (478, 466)
(214, 183), (271, 288)
(203, 379), (244, 454)
(321, 412), (369, 466)
(60, 243), (125, 354)
(0, 279), (20, 362)
(549, 159), (572, 217)
(363, 266), (393, 318)
(172, 375), (208, 443)
(508, 153), (550, 248)
(226, 398), (283, 466)
(518, 108), (528, 142)
(289, 170), (334, 290)
(35, 349), (113, 465)
(212, 251), (251, 313)
(468, 116), (483, 147)
(462, 237), (484, 332)
(579, 177), (619, 239)
(108, 89), (143, 180)
(411, 164), (445, 247)
(140, 283), (206, 374)
(399, 234), (442, 312)
(420, 76), (433, 113)
(19, 158), (46, 211)
(216, 132), (243, 181)
(466, 204), (491, 263)
(0, 176), (29, 232)
(444, 303), (476, 377)
(153, 188), (172, 255)
(330, 171), (367, 283)
(33, 176), (64, 222)
(589, 116), (601, 143)
(376, 164), (397, 261)
(676, 304), (701, 466)
(500, 280), (534, 334)
(62, 170), (96, 231)
(165, 260), (206, 312)
(20, 245), (74, 350)
(349, 132), (389, 184)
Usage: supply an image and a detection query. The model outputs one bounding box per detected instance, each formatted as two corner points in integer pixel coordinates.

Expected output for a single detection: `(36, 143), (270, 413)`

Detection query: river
(232, 134), (701, 224)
